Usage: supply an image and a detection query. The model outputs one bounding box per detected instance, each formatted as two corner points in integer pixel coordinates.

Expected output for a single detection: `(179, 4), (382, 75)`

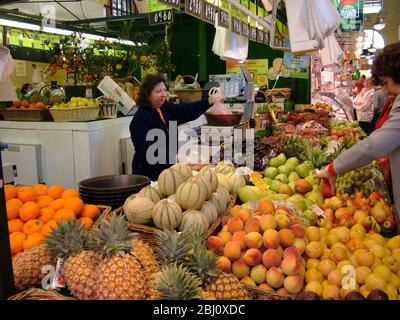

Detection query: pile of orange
(5, 184), (100, 256)
(9, 100), (48, 109)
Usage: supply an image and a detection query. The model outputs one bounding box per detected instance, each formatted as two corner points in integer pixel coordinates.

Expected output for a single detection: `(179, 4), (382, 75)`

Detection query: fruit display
(52, 97), (99, 109)
(5, 184), (101, 257)
(328, 120), (366, 145)
(8, 100), (48, 110)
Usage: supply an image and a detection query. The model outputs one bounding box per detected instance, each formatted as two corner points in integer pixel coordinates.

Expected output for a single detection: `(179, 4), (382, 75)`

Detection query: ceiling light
(0, 18), (40, 31)
(373, 15), (386, 31)
(42, 26), (74, 36)
(82, 33), (105, 41)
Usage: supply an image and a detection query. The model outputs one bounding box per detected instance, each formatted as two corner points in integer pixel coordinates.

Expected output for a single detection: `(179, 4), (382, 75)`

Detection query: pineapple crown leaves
(154, 228), (192, 266)
(181, 227), (208, 251)
(45, 218), (89, 258)
(156, 262), (202, 300)
(281, 135), (305, 158)
(300, 141), (330, 168)
(186, 245), (219, 285)
(89, 214), (137, 258)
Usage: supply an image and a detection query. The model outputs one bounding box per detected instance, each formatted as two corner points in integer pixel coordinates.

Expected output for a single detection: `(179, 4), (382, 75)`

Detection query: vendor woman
(130, 73), (212, 181)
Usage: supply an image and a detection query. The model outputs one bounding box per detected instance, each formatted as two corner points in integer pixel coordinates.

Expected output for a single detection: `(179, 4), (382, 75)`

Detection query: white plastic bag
(207, 87), (233, 115)
(0, 45), (18, 102)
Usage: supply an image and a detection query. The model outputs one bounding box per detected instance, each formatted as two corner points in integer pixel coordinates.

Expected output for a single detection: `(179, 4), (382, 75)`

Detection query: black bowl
(204, 112), (243, 126)
(78, 174), (150, 193)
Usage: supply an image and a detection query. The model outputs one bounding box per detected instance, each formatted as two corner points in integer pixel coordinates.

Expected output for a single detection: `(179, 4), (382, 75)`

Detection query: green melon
(152, 199), (183, 230)
(208, 192), (227, 216)
(179, 210), (209, 232)
(216, 160), (235, 175)
(217, 173), (231, 192)
(137, 185), (164, 204)
(123, 197), (155, 225)
(157, 169), (185, 196)
(175, 180), (206, 210)
(170, 163), (193, 181)
(200, 201), (218, 227)
(216, 186), (230, 205)
(190, 175), (212, 199)
(198, 166), (218, 192)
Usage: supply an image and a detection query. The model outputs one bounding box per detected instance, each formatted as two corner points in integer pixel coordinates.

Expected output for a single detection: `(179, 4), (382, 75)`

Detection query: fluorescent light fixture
(0, 18), (40, 31)
(42, 26), (74, 36)
(120, 39), (135, 46)
(364, 5), (382, 14)
(373, 15), (386, 31)
(82, 33), (105, 41)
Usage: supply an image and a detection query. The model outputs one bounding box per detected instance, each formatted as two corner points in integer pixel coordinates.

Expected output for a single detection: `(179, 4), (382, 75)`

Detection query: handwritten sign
(148, 9), (173, 25)
(203, 2), (216, 24)
(232, 17), (241, 35)
(218, 9), (229, 28)
(242, 23), (249, 37)
(257, 29), (264, 43)
(250, 26), (257, 41)
(185, 0), (202, 18)
(159, 0), (181, 9)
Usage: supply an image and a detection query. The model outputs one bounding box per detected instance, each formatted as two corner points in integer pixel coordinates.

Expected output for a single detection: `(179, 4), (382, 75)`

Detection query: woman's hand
(315, 167), (336, 197)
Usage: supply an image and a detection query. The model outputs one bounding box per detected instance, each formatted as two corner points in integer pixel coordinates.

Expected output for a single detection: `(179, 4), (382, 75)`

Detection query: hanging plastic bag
(0, 45), (18, 102)
(207, 87), (233, 115)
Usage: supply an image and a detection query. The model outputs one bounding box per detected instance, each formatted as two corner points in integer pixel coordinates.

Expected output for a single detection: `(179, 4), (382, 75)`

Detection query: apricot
(355, 266), (371, 285)
(330, 246), (348, 263)
(293, 238), (307, 255)
(284, 275), (303, 294)
(206, 236), (223, 252)
(322, 284), (340, 300)
(262, 249), (282, 269)
(305, 268), (324, 283)
(237, 208), (251, 224)
(244, 218), (261, 234)
(232, 259), (250, 279)
(257, 199), (275, 215)
(223, 241), (242, 261)
(232, 230), (247, 250)
(281, 255), (302, 276)
(306, 241), (323, 259)
(305, 281), (322, 297)
(279, 228), (295, 248)
(345, 238), (365, 253)
(259, 214), (277, 231)
(266, 267), (285, 289)
(327, 269), (343, 286)
(242, 248), (262, 266)
(244, 232), (263, 249)
(217, 230), (232, 245)
(318, 259), (336, 277)
(305, 226), (320, 242)
(227, 216), (244, 233)
(250, 264), (267, 285)
(263, 229), (280, 249)
(216, 256), (232, 273)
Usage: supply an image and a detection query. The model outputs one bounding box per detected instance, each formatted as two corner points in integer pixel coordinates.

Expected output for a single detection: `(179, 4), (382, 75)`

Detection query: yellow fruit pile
(53, 97), (99, 109)
(5, 184), (100, 256)
(303, 224), (400, 300)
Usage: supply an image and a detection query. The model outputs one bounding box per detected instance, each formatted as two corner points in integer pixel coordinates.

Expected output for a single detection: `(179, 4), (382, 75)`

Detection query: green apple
(295, 163), (310, 178)
(303, 209), (318, 225)
(275, 173), (288, 184)
(264, 167), (279, 179)
(270, 180), (283, 193)
(286, 157), (299, 167)
(302, 160), (315, 171)
(288, 172), (300, 182)
(278, 165), (292, 175)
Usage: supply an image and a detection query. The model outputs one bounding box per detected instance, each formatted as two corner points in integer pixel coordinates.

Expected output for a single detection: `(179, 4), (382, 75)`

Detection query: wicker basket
(174, 75), (203, 104)
(8, 288), (75, 300)
(0, 109), (53, 121)
(49, 106), (100, 122)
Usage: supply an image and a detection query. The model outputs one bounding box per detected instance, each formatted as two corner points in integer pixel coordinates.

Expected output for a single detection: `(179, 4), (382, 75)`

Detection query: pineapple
(281, 135), (305, 158)
(156, 262), (202, 300)
(45, 219), (99, 300)
(13, 244), (56, 291)
(187, 245), (250, 300)
(90, 214), (147, 300)
(300, 141), (330, 168)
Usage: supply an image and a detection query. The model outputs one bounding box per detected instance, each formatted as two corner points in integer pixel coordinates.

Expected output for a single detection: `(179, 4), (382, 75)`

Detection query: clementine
(81, 204), (100, 219)
(64, 196), (84, 215)
(19, 201), (40, 221)
(23, 219), (44, 235)
(47, 185), (65, 200)
(9, 232), (27, 255)
(17, 186), (37, 203)
(22, 233), (44, 250)
(6, 198), (23, 220)
(39, 207), (56, 223)
(8, 219), (24, 234)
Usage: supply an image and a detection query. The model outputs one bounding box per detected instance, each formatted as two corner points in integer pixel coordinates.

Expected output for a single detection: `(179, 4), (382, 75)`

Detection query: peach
(275, 207), (290, 215)
(262, 249), (282, 269)
(237, 208), (251, 224)
(306, 241), (323, 259)
(320, 248), (332, 260)
(227, 216), (244, 233)
(244, 232), (263, 249)
(283, 246), (301, 259)
(284, 275), (303, 294)
(318, 259), (336, 278)
(242, 248), (262, 266)
(217, 230), (232, 245)
(221, 225), (229, 232)
(245, 217), (261, 234)
(305, 268), (324, 283)
(281, 255), (302, 276)
(291, 224), (305, 238)
(232, 230), (247, 250)
(223, 241), (242, 261)
(250, 264), (267, 285)
(259, 214), (277, 231)
(263, 229), (280, 249)
(241, 275), (256, 287)
(330, 246), (348, 263)
(275, 214), (291, 230)
(345, 238), (365, 253)
(259, 283), (274, 292)
(293, 238), (306, 255)
(276, 245), (284, 257)
(232, 259), (250, 279)
(276, 288), (289, 295)
(327, 269), (343, 287)
(266, 267), (285, 289)
(206, 236), (223, 252)
(257, 199), (275, 214)
(305, 226), (320, 242)
(279, 229), (295, 248)
(216, 256), (231, 273)
(230, 205), (242, 217)
(322, 284), (340, 300)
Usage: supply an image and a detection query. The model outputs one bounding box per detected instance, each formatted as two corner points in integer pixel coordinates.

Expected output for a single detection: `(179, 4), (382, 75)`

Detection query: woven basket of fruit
(8, 288), (75, 300)
(0, 108), (53, 121)
(49, 106), (100, 122)
(173, 75), (203, 103)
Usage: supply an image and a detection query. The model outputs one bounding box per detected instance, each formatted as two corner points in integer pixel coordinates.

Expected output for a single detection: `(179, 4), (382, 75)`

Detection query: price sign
(185, 0), (202, 18)
(264, 32), (269, 45)
(232, 17), (241, 35)
(203, 2), (216, 24)
(257, 29), (264, 43)
(218, 9), (229, 28)
(250, 26), (257, 41)
(148, 9), (174, 25)
(241, 23), (249, 37)
(159, 0), (181, 9)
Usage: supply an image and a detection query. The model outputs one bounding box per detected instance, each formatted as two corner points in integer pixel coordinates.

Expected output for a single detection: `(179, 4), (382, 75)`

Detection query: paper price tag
(310, 204), (327, 219)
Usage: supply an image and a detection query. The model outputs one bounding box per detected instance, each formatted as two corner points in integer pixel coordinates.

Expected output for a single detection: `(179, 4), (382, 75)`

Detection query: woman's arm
(167, 100), (212, 125)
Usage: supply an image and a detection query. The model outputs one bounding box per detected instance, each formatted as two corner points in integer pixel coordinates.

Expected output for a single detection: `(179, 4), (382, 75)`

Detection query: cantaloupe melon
(137, 185), (164, 204)
(124, 197), (155, 225)
(217, 173), (231, 192)
(152, 199), (183, 230)
(216, 186), (230, 205)
(216, 160), (235, 175)
(175, 180), (206, 210)
(170, 163), (193, 181)
(157, 169), (185, 196)
(208, 192), (227, 216)
(200, 201), (218, 227)
(190, 175), (212, 199)
(228, 173), (246, 195)
(179, 210), (209, 232)
(198, 166), (218, 192)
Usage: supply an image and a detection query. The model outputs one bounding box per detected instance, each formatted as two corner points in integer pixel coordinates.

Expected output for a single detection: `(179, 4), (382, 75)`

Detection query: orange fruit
(81, 204), (100, 220)
(6, 198), (23, 220)
(20, 100), (29, 108)
(23, 219), (44, 235)
(47, 185), (65, 200)
(50, 198), (65, 212)
(41, 220), (58, 237)
(5, 185), (17, 200)
(22, 233), (44, 250)
(17, 186), (37, 203)
(54, 208), (75, 222)
(39, 207), (56, 224)
(8, 219), (24, 234)
(9, 232), (27, 255)
(78, 217), (93, 230)
(64, 196), (84, 215)
(33, 184), (49, 196)
(37, 195), (54, 209)
(61, 189), (79, 199)
(19, 201), (40, 221)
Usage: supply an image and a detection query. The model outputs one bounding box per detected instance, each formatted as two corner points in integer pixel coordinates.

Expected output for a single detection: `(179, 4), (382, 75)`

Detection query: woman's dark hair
(372, 42), (400, 86)
(137, 73), (167, 108)
(21, 83), (31, 95)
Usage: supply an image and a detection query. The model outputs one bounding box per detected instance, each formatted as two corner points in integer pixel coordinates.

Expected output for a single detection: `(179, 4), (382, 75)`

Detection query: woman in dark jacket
(130, 74), (212, 181)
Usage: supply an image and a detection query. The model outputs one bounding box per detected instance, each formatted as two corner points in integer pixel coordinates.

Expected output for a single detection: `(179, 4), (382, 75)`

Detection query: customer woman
(353, 77), (375, 135)
(316, 42), (400, 219)
(130, 73), (212, 181)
